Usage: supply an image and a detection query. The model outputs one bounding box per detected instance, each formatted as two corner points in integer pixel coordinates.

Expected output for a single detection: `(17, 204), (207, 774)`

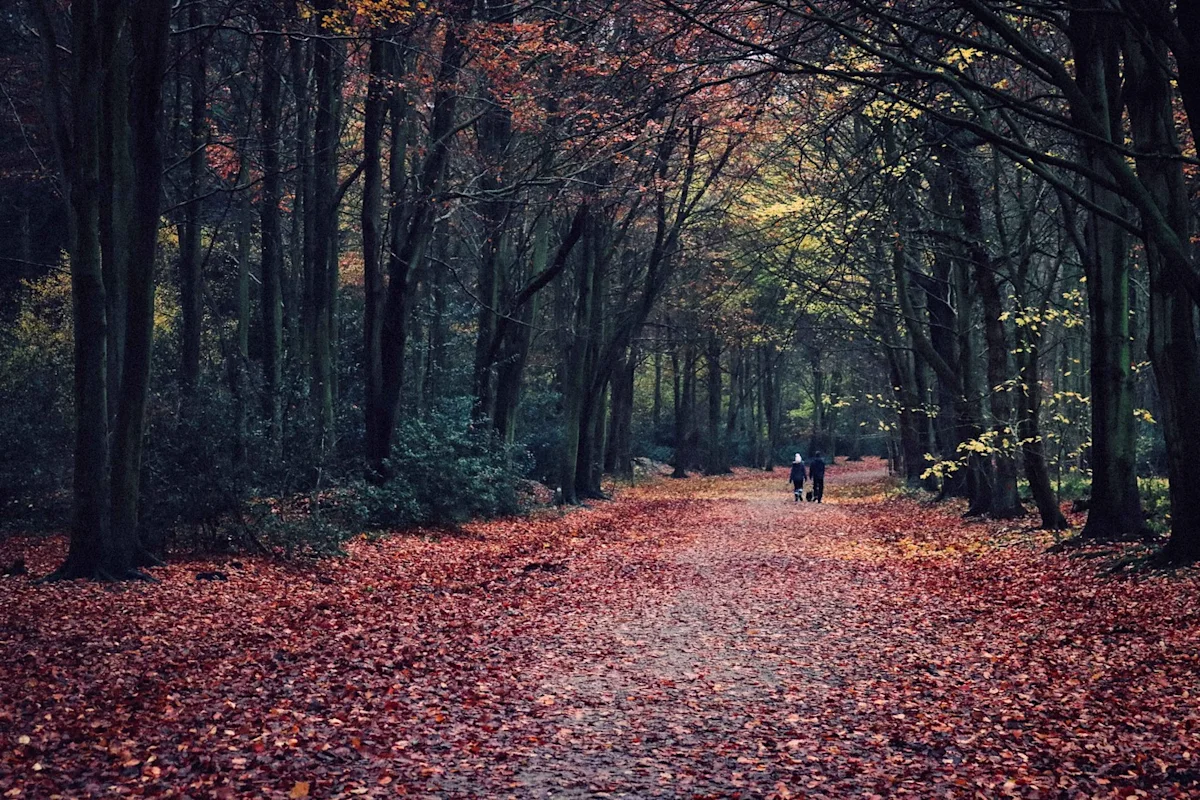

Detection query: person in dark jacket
(788, 454), (806, 502)
(808, 451), (826, 502)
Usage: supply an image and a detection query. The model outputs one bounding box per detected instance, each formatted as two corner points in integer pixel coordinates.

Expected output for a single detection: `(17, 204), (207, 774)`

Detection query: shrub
(357, 411), (533, 530)
(1138, 477), (1171, 537)
(0, 273), (73, 529)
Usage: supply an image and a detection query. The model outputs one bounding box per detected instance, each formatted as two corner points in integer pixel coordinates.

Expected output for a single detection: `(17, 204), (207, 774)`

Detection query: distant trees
(666, 0), (1197, 558)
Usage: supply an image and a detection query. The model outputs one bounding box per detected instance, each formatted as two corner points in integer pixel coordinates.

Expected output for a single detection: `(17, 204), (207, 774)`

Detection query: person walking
(788, 454), (806, 502)
(809, 451), (826, 503)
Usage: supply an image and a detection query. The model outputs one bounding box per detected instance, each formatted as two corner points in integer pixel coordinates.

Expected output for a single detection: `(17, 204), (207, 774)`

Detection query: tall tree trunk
(362, 37), (388, 473)
(60, 0), (112, 577)
(1018, 329), (1068, 529)
(110, 0), (169, 571)
(560, 219), (595, 502)
(725, 346), (741, 445)
(1125, 26), (1200, 559)
(808, 351), (824, 456)
(605, 347), (635, 478)
(99, 30), (131, 420)
(912, 254), (968, 497)
(41, 0), (169, 579)
(671, 341), (690, 477)
(493, 211), (549, 445)
(230, 155), (252, 466)
(179, 1), (206, 391)
(423, 225), (449, 412)
(470, 0), (516, 422)
(1069, 4), (1146, 540)
(942, 145), (1024, 518)
(877, 240), (924, 486)
(762, 345), (780, 470)
(287, 27), (309, 368)
(652, 329), (663, 432)
(259, 17), (285, 452)
(705, 331), (727, 474)
(673, 343), (698, 476)
(309, 0), (343, 449)
(750, 351), (763, 467)
(575, 222), (608, 499)
(368, 19), (465, 466)
(957, 270), (992, 517)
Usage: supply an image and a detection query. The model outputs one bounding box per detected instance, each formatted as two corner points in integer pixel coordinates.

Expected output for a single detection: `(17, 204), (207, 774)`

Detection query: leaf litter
(1, 459), (1198, 798)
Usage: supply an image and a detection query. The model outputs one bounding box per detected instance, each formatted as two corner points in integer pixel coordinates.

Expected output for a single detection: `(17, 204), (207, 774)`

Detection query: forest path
(4, 460), (1199, 799)
(502, 464), (902, 798)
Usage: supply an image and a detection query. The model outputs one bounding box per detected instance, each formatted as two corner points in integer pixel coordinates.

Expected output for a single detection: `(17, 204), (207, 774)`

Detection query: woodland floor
(3, 460), (1200, 799)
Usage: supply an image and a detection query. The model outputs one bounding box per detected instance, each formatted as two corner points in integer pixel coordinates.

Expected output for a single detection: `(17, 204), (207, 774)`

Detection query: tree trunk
(575, 221), (608, 499)
(942, 145), (1024, 518)
(677, 344), (699, 475)
(259, 17), (285, 452)
(42, 0), (169, 579)
(560, 214), (596, 502)
(725, 346), (741, 445)
(1018, 330), (1068, 529)
(287, 28), (309, 368)
(62, 3), (112, 578)
(1125, 27), (1200, 559)
(309, 0), (343, 449)
(367, 21), (465, 466)
(1069, 5), (1146, 540)
(99, 30), (131, 420)
(108, 1), (169, 572)
(362, 37), (388, 473)
(762, 345), (779, 470)
(231, 154), (252, 466)
(423, 226), (449, 411)
(705, 332), (728, 474)
(652, 330), (663, 432)
(179, 1), (206, 391)
(606, 348), (635, 478)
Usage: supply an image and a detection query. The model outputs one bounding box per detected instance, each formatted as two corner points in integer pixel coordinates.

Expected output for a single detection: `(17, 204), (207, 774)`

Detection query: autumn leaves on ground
(3, 461), (1200, 799)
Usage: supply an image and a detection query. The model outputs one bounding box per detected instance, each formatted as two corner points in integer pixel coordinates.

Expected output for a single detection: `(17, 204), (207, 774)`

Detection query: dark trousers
(812, 476), (824, 502)
(792, 480), (803, 501)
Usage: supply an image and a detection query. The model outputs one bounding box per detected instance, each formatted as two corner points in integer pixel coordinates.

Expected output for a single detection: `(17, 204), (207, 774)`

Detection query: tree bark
(705, 332), (728, 474)
(366, 16), (466, 467)
(1124, 25), (1200, 559)
(178, 1), (206, 391)
(259, 16), (285, 452)
(39, 0), (169, 579)
(362, 37), (388, 473)
(1069, 4), (1147, 540)
(309, 0), (343, 448)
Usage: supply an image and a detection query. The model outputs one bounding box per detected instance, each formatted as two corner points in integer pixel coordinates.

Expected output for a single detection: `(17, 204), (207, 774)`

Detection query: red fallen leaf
(3, 460), (1198, 797)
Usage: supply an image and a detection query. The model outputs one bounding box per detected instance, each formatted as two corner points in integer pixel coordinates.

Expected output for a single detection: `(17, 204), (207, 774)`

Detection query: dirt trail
(494, 464), (928, 798)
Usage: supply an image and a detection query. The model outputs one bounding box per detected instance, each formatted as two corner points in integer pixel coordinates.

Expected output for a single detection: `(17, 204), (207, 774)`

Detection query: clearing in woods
(2, 459), (1199, 798)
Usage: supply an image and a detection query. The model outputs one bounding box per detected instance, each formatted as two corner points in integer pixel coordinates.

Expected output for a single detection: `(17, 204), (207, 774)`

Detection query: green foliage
(251, 503), (354, 558)
(1138, 477), (1170, 537)
(0, 273), (73, 528)
(516, 386), (564, 486)
(356, 410), (533, 530)
(141, 378), (267, 552)
(1054, 470), (1091, 503)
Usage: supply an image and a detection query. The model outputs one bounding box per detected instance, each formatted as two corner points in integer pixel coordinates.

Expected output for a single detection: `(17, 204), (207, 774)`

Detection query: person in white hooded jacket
(788, 454), (806, 502)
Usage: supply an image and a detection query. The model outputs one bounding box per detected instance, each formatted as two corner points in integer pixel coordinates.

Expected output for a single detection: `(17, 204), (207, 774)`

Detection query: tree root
(37, 562), (158, 584)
